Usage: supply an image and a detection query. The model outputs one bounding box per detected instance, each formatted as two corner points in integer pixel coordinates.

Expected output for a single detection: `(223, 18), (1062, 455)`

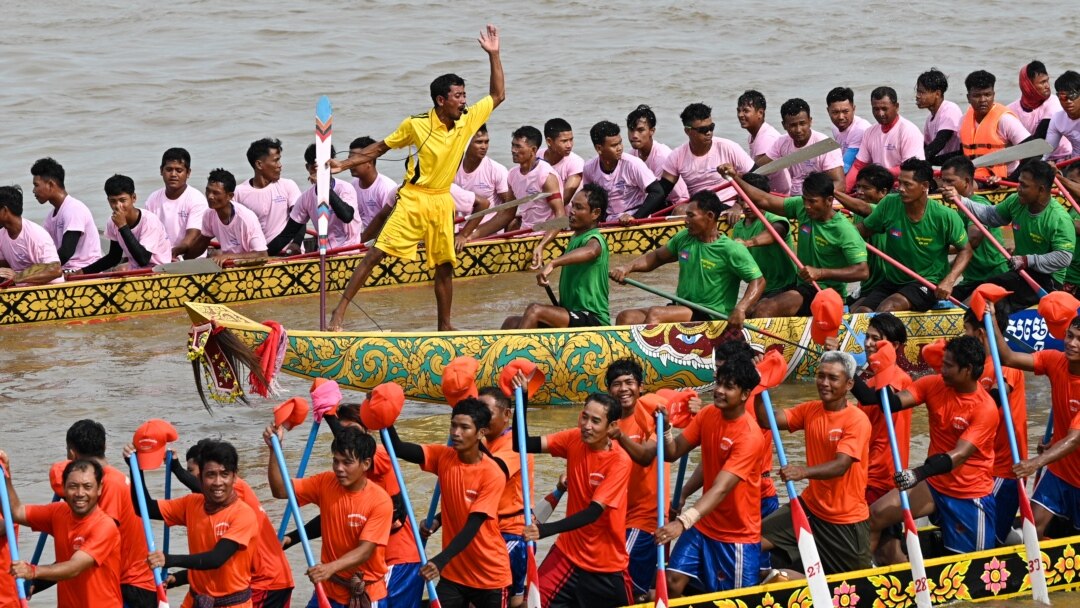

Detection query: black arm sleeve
(1033, 118), (1051, 141)
(430, 512), (487, 570)
(164, 538), (241, 570)
(850, 375), (904, 410)
(324, 413), (345, 440)
(536, 501), (605, 538)
(56, 231), (83, 265)
(924, 129), (955, 161)
(169, 457), (202, 493)
(118, 225), (153, 268)
(80, 241), (124, 275)
(386, 426), (425, 465)
(285, 515), (322, 549)
(166, 569), (188, 589)
(659, 177), (676, 198)
(127, 459), (162, 520)
(511, 396), (543, 454)
(633, 181), (669, 218)
(328, 185), (355, 223)
(267, 219), (306, 255)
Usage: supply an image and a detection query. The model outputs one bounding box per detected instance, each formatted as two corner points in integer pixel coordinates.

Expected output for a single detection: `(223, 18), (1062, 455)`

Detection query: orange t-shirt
(616, 414), (668, 531)
(24, 502), (122, 608)
(484, 430), (535, 535)
(0, 513), (18, 608)
(857, 371), (914, 492)
(784, 401), (871, 524)
(908, 375), (998, 498)
(1033, 351), (1080, 486)
(420, 445), (511, 589)
(680, 408), (764, 543)
(158, 493), (257, 608)
(748, 396), (777, 499)
(96, 466), (155, 592)
(545, 429), (632, 573)
(368, 445), (421, 565)
(977, 361), (1028, 478)
(293, 472), (393, 603)
(234, 477), (294, 591)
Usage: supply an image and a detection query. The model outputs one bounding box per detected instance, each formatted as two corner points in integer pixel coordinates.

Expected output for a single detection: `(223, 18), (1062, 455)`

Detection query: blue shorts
(384, 561), (424, 608)
(1033, 469), (1080, 531)
(667, 527), (760, 592)
(503, 532), (528, 597)
(927, 484), (995, 554)
(625, 528), (657, 594)
(759, 495), (779, 571)
(992, 477), (1020, 545)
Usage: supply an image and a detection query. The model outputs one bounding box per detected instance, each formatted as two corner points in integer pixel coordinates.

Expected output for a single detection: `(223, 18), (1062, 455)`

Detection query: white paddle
(754, 138), (841, 176)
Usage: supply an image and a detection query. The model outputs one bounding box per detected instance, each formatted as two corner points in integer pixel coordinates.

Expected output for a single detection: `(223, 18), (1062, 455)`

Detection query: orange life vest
(960, 103), (1015, 180)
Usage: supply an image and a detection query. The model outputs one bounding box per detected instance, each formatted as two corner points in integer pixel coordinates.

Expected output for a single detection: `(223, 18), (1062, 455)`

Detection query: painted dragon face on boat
(630, 322), (731, 369)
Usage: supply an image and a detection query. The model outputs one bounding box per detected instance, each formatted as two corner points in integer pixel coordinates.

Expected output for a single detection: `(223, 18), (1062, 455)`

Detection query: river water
(1, 0), (1078, 605)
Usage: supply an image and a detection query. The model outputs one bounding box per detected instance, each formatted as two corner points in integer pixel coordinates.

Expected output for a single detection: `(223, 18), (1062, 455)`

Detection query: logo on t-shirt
(827, 429), (844, 443)
(1069, 399), (1080, 415)
(679, 250), (690, 262)
(72, 535), (86, 551)
(589, 472), (606, 487)
(951, 416), (970, 431)
(801, 224), (812, 235)
(889, 228), (903, 239)
(719, 437), (734, 451)
(347, 513), (369, 528)
(214, 522), (231, 537)
(273, 195), (288, 205)
(464, 489), (479, 503)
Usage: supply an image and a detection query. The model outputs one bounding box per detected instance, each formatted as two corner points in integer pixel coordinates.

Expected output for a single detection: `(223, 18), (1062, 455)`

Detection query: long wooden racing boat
(184, 301), (1055, 407)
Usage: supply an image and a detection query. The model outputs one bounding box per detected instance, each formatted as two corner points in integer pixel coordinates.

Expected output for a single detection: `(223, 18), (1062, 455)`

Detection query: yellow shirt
(383, 95), (495, 192)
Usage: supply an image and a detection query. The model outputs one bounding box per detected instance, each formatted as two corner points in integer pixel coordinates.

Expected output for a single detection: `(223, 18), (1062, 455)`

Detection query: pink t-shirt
(538, 149), (585, 187)
(0, 219), (63, 283)
(43, 195), (101, 270)
(662, 137), (754, 196)
(1009, 97), (1072, 159)
(629, 141), (689, 204)
(855, 116), (926, 169)
(508, 160), (562, 229)
(832, 116), (873, 159)
(923, 100), (963, 155)
(144, 186), (209, 249)
(765, 129), (843, 195)
(581, 153), (658, 218)
(450, 184), (476, 218)
(748, 122), (791, 193)
(352, 173), (398, 229)
(290, 179), (362, 249)
(233, 178), (302, 242)
(201, 203), (268, 254)
(1046, 110), (1080, 161)
(104, 211), (171, 269)
(996, 113), (1032, 172)
(455, 156), (510, 207)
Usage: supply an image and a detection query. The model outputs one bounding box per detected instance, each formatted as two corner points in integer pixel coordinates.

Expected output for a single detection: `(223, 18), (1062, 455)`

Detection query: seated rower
(1057, 163), (1080, 295)
(625, 104), (689, 205)
(144, 147), (210, 260)
(539, 118), (585, 206)
(80, 174), (171, 275)
(235, 138), (303, 255)
(581, 120), (665, 222)
(950, 159), (1075, 315)
(757, 351), (872, 577)
(939, 156), (1010, 301)
(349, 136), (399, 243)
(826, 87), (872, 174)
(755, 98), (845, 195)
(502, 184), (610, 329)
(32, 157), (101, 273)
(0, 185), (63, 285)
(610, 189), (764, 329)
(960, 70), (1032, 182)
(846, 87), (925, 192)
(916, 68), (963, 166)
(853, 158), (972, 313)
(267, 143), (362, 256)
(722, 167), (868, 318)
(660, 102), (754, 199)
(729, 172), (797, 301)
(189, 168), (269, 265)
(1044, 70), (1080, 161)
(854, 336), (998, 558)
(833, 163), (894, 300)
(1008, 61), (1070, 158)
(738, 90), (790, 194)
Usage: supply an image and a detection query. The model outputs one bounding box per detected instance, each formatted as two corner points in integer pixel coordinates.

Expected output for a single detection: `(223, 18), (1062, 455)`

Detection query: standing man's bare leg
(434, 262), (455, 331)
(328, 248), (387, 331)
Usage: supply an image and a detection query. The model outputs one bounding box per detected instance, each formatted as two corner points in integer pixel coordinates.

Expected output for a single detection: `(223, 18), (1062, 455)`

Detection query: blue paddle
(513, 386), (542, 608)
(654, 411), (669, 608)
(0, 464), (29, 608)
(163, 450), (173, 573)
(127, 453), (172, 608)
(277, 420), (320, 541)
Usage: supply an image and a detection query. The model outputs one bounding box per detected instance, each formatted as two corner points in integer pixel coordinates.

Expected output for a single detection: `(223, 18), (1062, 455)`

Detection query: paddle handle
(127, 454), (168, 592)
(513, 388), (537, 551)
(727, 179), (822, 291)
(163, 450), (173, 573)
(982, 314), (1024, 463)
(656, 412), (667, 572)
(952, 196), (1047, 297)
(277, 421), (321, 540)
(670, 455), (688, 516)
(379, 429), (441, 607)
(1055, 176), (1080, 216)
(0, 464), (29, 605)
(759, 390), (798, 499)
(878, 389), (913, 512)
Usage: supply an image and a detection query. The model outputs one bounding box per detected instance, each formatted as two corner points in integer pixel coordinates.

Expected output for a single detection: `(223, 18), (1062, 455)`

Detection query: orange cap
(360, 382), (405, 431)
(274, 397), (310, 430)
(809, 288), (844, 345)
(498, 359), (547, 400)
(442, 357), (480, 406)
(970, 284), (1013, 322)
(50, 460), (70, 495)
(133, 419), (179, 471)
(633, 392), (668, 435)
(921, 338), (947, 373)
(867, 340), (903, 390)
(657, 388), (695, 429)
(1038, 291), (1080, 340)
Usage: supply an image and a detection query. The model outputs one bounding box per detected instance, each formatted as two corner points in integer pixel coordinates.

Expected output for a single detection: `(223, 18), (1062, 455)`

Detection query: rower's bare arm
(938, 243), (973, 298)
(690, 470), (741, 517)
(989, 306), (1035, 371)
(314, 540), (377, 582)
(187, 234), (213, 259)
(0, 452), (27, 523)
(833, 191), (873, 217)
(478, 25), (504, 107)
(1015, 428), (1080, 478)
(1059, 175), (1080, 202)
(550, 239), (601, 269)
(753, 399), (788, 431)
(176, 228), (203, 259)
(16, 261), (62, 286)
(560, 176), (581, 211)
(472, 207), (515, 238)
(800, 452), (856, 481)
(610, 245), (675, 282)
(361, 205), (393, 243)
(817, 261), (869, 283)
(14, 550), (97, 582)
(663, 428), (694, 462)
(614, 432), (657, 466)
(826, 166), (846, 195)
(721, 165), (786, 214)
(856, 221), (871, 239)
(456, 192), (490, 241)
(732, 277), (765, 320)
(329, 141), (390, 174)
(946, 439), (978, 470)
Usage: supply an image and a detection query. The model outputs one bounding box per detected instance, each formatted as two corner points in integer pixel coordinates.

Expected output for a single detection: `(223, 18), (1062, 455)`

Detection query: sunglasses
(1059, 90), (1080, 102)
(685, 123), (716, 135)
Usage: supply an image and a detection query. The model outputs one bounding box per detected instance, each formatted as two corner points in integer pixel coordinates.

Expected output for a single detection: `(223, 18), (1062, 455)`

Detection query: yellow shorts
(375, 186), (456, 268)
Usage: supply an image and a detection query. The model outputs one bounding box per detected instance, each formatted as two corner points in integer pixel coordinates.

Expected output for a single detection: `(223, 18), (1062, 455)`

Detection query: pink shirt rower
(855, 116), (926, 170)
(629, 141), (689, 204)
(43, 195), (101, 271)
(662, 137), (754, 197)
(765, 129), (843, 195)
(0, 219), (63, 283)
(291, 178), (362, 250)
(581, 153), (657, 218)
(455, 155), (510, 207)
(924, 100), (963, 155)
(748, 122), (791, 193)
(1044, 110), (1080, 161)
(201, 203), (268, 254)
(538, 148), (585, 189)
(104, 211), (171, 269)
(508, 160), (562, 230)
(145, 186), (209, 250)
(832, 115), (872, 161)
(352, 173), (398, 229)
(233, 177), (301, 242)
(1008, 96), (1071, 159)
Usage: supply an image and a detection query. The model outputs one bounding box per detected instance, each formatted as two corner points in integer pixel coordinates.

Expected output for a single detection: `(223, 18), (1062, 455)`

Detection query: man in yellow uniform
(328, 25), (504, 331)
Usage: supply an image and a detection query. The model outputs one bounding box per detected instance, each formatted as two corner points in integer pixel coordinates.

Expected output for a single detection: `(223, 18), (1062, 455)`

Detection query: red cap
(656, 388), (695, 429)
(50, 460), (70, 495)
(867, 340), (903, 390)
(361, 382), (405, 431)
(274, 397), (310, 430)
(133, 419), (179, 471)
(970, 284), (1013, 322)
(921, 338), (947, 373)
(498, 359), (546, 400)
(809, 288), (844, 345)
(633, 393), (668, 435)
(1038, 291), (1080, 340)
(442, 356), (480, 406)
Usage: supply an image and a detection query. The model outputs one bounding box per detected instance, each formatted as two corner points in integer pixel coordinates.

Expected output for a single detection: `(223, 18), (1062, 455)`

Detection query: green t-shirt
(1065, 207), (1080, 285)
(730, 212), (796, 296)
(993, 193), (1076, 283)
(862, 193), (968, 285)
(855, 206), (886, 291)
(781, 197), (868, 298)
(959, 193), (1010, 284)
(665, 230), (762, 316)
(559, 228), (610, 324)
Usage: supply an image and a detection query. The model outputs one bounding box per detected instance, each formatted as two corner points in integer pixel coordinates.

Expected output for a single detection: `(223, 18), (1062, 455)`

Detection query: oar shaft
(758, 390), (797, 498)
(127, 454), (167, 590)
(670, 455), (688, 515)
(951, 196), (1047, 297)
(163, 450), (173, 563)
(727, 180), (821, 291)
(513, 388), (536, 546)
(1054, 176), (1080, 215)
(656, 412), (667, 571)
(270, 435), (332, 608)
(878, 388), (913, 511)
(0, 464), (29, 604)
(278, 422), (320, 540)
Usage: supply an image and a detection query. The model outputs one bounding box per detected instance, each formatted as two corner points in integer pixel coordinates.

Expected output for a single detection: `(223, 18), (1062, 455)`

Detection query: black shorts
(668, 301), (712, 322)
(762, 501), (871, 575)
(567, 310), (604, 328)
(858, 281), (939, 312)
(954, 270), (1057, 316)
(791, 283), (818, 316)
(121, 585), (158, 608)
(252, 587), (294, 608)
(436, 578), (507, 608)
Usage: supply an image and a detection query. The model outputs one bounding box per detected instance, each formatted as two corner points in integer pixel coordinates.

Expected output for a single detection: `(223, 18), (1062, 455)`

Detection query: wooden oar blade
(756, 138), (840, 176)
(464, 192), (552, 221)
(153, 258), (222, 275)
(973, 139), (1052, 168)
(789, 500), (833, 608)
(1018, 483), (1051, 603)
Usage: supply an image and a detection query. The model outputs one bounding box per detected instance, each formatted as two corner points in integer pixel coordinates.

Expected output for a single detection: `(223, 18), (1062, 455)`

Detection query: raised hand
(478, 24), (500, 54)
